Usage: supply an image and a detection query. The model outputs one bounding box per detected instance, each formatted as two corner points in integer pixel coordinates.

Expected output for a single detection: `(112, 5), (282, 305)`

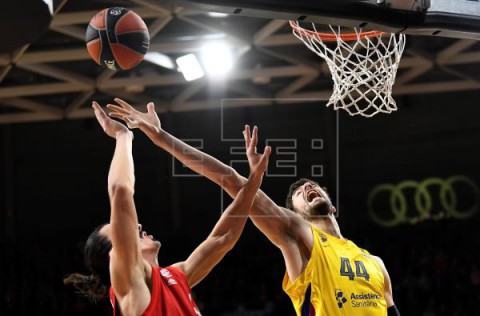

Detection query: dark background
(1, 90), (480, 315)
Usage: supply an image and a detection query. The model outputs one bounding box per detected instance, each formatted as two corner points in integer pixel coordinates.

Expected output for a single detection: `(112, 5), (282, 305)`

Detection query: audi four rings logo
(368, 176), (479, 227)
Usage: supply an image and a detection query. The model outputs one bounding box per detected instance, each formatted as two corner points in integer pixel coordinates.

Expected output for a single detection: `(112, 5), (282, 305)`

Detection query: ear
(331, 207), (337, 214)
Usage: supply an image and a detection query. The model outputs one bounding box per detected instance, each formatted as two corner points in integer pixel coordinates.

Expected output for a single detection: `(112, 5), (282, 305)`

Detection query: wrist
(116, 130), (134, 139)
(151, 128), (166, 146)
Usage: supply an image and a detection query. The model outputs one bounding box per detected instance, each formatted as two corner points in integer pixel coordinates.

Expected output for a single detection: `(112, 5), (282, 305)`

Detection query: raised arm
(107, 99), (243, 195)
(107, 101), (311, 253)
(93, 102), (150, 314)
(374, 256), (400, 315)
(173, 143), (271, 287)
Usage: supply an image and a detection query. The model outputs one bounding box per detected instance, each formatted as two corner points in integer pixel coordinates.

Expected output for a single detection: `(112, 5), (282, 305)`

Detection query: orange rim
(289, 21), (385, 42)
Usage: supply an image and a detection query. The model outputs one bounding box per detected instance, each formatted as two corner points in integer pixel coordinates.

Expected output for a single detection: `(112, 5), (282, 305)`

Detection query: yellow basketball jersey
(283, 225), (387, 316)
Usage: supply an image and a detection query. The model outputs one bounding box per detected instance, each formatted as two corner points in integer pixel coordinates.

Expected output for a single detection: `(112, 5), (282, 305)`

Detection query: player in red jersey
(64, 102), (271, 316)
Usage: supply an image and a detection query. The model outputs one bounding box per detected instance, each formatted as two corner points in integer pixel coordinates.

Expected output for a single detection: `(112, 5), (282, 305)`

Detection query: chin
(309, 201), (331, 216)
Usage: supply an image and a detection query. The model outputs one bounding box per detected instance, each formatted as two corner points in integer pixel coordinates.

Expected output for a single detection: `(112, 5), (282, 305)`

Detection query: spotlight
(200, 44), (233, 77)
(176, 54), (205, 81)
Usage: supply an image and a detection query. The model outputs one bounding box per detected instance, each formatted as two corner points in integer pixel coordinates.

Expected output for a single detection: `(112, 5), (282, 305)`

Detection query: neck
(144, 252), (159, 267)
(309, 214), (343, 239)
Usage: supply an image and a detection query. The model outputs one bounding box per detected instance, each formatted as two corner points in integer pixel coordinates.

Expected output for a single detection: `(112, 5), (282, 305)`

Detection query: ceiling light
(144, 52), (175, 69)
(42, 0), (54, 15)
(200, 44), (233, 77)
(176, 54), (205, 81)
(208, 12), (228, 18)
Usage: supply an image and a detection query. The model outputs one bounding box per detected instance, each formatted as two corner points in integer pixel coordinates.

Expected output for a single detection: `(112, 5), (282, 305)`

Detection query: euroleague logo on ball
(109, 8), (122, 15)
(104, 60), (116, 71)
(85, 7), (150, 71)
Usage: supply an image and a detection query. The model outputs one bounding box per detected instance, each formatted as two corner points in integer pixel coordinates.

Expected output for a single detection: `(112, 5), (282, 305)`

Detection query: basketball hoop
(290, 21), (406, 118)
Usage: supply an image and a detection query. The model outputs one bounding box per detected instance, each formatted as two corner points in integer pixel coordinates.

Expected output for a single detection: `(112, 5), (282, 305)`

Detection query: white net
(291, 22), (406, 118)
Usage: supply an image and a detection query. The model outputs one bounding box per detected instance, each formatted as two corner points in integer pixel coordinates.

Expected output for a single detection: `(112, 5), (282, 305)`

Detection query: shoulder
(162, 264), (190, 285)
(169, 262), (186, 276)
(372, 255), (386, 268)
(286, 210), (313, 242)
(372, 256), (392, 284)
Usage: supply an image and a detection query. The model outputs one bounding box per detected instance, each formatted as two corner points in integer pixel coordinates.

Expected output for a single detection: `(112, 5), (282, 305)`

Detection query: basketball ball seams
(105, 7), (128, 45)
(114, 30), (149, 35)
(116, 32), (149, 54)
(114, 10), (132, 31)
(110, 44), (144, 70)
(115, 10), (148, 34)
(86, 38), (102, 64)
(114, 43), (144, 57)
(100, 29), (117, 70)
(85, 25), (100, 43)
(88, 24), (104, 31)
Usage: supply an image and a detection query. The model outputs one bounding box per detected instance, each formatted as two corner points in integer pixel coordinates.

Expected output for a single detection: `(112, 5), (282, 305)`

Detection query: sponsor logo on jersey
(318, 232), (328, 243)
(160, 269), (172, 278)
(350, 292), (382, 308)
(335, 289), (347, 308)
(160, 268), (178, 286)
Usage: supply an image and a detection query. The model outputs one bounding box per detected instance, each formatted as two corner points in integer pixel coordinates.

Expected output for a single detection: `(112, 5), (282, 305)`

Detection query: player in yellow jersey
(106, 99), (401, 316)
(282, 178), (394, 315)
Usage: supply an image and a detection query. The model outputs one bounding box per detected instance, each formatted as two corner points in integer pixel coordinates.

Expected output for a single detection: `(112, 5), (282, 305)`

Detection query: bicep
(221, 174), (296, 246)
(250, 190), (308, 247)
(109, 187), (144, 296)
(374, 256), (394, 307)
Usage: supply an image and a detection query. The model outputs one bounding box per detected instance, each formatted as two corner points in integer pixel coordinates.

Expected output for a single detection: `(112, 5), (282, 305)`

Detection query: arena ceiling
(1, 0), (480, 124)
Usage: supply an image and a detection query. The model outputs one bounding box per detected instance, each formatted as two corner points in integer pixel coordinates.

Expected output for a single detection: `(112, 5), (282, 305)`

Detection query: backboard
(178, 0), (480, 40)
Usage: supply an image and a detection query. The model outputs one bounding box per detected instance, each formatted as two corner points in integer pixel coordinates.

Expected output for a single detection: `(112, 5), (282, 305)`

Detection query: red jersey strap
(109, 266), (202, 316)
(109, 286), (118, 316)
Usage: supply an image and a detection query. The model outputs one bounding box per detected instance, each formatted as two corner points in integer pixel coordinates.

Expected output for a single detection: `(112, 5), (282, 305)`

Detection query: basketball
(85, 7), (149, 71)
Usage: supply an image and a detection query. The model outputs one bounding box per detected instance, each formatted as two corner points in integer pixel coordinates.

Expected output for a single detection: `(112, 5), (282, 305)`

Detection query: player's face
(100, 223), (161, 255)
(291, 182), (333, 217)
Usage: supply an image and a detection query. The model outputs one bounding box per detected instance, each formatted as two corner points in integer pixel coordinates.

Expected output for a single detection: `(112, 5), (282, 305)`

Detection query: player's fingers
(124, 116), (140, 129)
(107, 104), (130, 115)
(114, 98), (135, 111)
(147, 102), (155, 114)
(260, 146), (271, 166)
(92, 102), (107, 121)
(264, 146), (272, 159)
(92, 105), (109, 131)
(108, 112), (125, 120)
(245, 125), (251, 142)
(251, 126), (259, 153)
(243, 125), (251, 147)
(251, 125), (258, 147)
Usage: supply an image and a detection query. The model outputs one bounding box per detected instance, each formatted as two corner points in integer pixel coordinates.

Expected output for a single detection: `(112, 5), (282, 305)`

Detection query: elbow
(108, 182), (134, 199)
(214, 233), (237, 253)
(222, 168), (246, 192)
(222, 229), (243, 252)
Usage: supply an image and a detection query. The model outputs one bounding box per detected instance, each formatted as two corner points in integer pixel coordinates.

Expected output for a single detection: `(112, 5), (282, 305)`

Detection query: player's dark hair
(285, 178), (326, 211)
(64, 224), (112, 302)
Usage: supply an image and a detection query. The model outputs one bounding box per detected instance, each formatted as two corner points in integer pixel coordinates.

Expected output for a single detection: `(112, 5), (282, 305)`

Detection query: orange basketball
(85, 7), (150, 71)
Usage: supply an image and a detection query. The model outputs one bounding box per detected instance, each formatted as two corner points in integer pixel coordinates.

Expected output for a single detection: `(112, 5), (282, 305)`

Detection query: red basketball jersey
(109, 266), (202, 316)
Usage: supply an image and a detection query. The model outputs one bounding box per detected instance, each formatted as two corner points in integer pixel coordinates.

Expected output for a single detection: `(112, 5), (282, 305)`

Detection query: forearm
(209, 189), (251, 241)
(180, 185), (255, 288)
(108, 132), (135, 196)
(108, 132), (142, 268)
(152, 130), (246, 196)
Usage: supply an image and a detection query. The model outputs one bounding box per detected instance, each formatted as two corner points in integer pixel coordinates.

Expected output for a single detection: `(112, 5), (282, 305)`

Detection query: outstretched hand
(92, 101), (131, 139)
(107, 98), (161, 138)
(243, 125), (271, 184)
